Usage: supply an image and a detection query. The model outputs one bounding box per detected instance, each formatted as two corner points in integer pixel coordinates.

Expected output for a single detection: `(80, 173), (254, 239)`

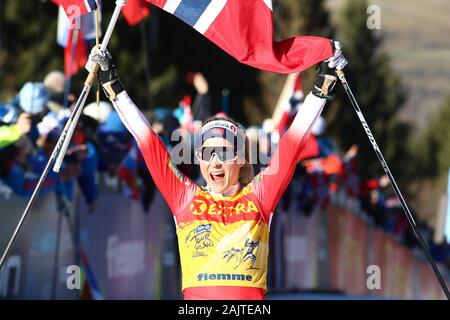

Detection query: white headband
(201, 120), (245, 139)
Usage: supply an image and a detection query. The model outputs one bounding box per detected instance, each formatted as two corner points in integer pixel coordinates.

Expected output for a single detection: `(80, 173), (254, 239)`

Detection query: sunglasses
(195, 146), (239, 163)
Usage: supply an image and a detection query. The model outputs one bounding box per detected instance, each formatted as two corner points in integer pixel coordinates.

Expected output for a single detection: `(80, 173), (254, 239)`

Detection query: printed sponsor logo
(0, 255), (21, 297)
(223, 238), (260, 270)
(197, 273), (252, 282)
(189, 198), (259, 217)
(210, 127), (225, 135)
(185, 224), (214, 257)
(106, 236), (146, 278)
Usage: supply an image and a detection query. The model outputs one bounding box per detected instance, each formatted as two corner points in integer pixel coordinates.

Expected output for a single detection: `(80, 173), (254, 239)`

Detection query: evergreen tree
(416, 93), (450, 178)
(326, 0), (413, 182)
(256, 0), (335, 125)
(0, 1), (61, 100)
(146, 6), (260, 119)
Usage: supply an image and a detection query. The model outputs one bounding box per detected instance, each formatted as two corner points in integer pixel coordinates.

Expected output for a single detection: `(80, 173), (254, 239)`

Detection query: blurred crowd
(1, 71), (449, 270)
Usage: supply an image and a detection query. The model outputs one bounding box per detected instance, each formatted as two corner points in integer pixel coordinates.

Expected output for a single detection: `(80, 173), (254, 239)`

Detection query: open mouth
(210, 172), (225, 182)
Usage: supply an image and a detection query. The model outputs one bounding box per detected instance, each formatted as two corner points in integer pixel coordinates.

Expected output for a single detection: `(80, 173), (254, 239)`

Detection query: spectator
(43, 70), (72, 119)
(73, 114), (100, 212)
(0, 106), (31, 149)
(189, 72), (212, 122)
(13, 82), (50, 146)
(29, 116), (82, 201)
(97, 108), (132, 175)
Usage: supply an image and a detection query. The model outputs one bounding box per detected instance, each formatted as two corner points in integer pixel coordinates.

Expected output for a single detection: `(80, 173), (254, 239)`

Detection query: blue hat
(19, 82), (49, 114)
(0, 104), (20, 124)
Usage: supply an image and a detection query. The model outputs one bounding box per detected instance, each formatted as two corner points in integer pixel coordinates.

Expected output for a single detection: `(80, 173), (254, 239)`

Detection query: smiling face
(199, 137), (244, 194)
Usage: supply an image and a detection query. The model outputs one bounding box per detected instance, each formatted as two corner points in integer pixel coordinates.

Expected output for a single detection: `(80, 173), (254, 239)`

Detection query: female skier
(87, 42), (347, 300)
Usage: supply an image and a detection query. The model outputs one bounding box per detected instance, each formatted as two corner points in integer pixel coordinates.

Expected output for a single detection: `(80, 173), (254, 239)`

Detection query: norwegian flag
(303, 154), (345, 209)
(79, 250), (104, 300)
(122, 0), (151, 26)
(55, 1), (101, 76)
(52, 0), (98, 18)
(272, 73), (319, 161)
(304, 155), (344, 176)
(145, 0), (333, 73)
(274, 74), (306, 134)
(117, 145), (141, 200)
(64, 28), (88, 77)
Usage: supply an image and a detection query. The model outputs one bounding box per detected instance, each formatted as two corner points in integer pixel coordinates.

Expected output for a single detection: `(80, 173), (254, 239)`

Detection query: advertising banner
(283, 209), (320, 290)
(0, 193), (77, 299)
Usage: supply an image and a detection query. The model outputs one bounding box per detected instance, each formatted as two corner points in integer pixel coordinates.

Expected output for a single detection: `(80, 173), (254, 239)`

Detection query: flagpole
(0, 0), (128, 271)
(63, 28), (79, 108)
(95, 6), (101, 106)
(336, 69), (450, 299)
(54, 0), (126, 172)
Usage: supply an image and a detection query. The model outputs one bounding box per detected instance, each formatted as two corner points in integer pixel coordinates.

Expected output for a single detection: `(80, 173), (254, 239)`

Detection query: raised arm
(86, 49), (196, 216)
(251, 93), (326, 219)
(112, 92), (196, 215)
(251, 42), (348, 222)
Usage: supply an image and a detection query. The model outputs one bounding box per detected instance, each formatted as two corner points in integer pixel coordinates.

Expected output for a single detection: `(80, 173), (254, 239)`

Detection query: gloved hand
(312, 41), (347, 100)
(312, 62), (337, 100)
(85, 47), (124, 101)
(327, 41), (348, 70)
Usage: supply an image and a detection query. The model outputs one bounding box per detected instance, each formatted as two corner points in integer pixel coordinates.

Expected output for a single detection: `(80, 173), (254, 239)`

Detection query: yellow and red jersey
(176, 185), (270, 292)
(113, 91), (325, 299)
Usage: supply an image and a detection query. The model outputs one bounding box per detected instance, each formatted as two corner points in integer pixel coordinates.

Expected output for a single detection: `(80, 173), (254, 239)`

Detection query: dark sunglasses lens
(216, 147), (235, 161)
(201, 147), (215, 161)
(201, 147), (236, 162)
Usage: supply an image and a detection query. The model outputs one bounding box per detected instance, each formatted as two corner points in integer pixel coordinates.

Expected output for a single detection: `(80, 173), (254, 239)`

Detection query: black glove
(312, 62), (337, 100)
(312, 40), (348, 100)
(86, 48), (124, 101)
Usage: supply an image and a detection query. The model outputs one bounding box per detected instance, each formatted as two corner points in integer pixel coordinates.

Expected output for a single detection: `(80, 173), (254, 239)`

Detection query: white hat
(37, 113), (61, 137)
(19, 82), (49, 114)
(83, 101), (113, 124)
(43, 71), (66, 94)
